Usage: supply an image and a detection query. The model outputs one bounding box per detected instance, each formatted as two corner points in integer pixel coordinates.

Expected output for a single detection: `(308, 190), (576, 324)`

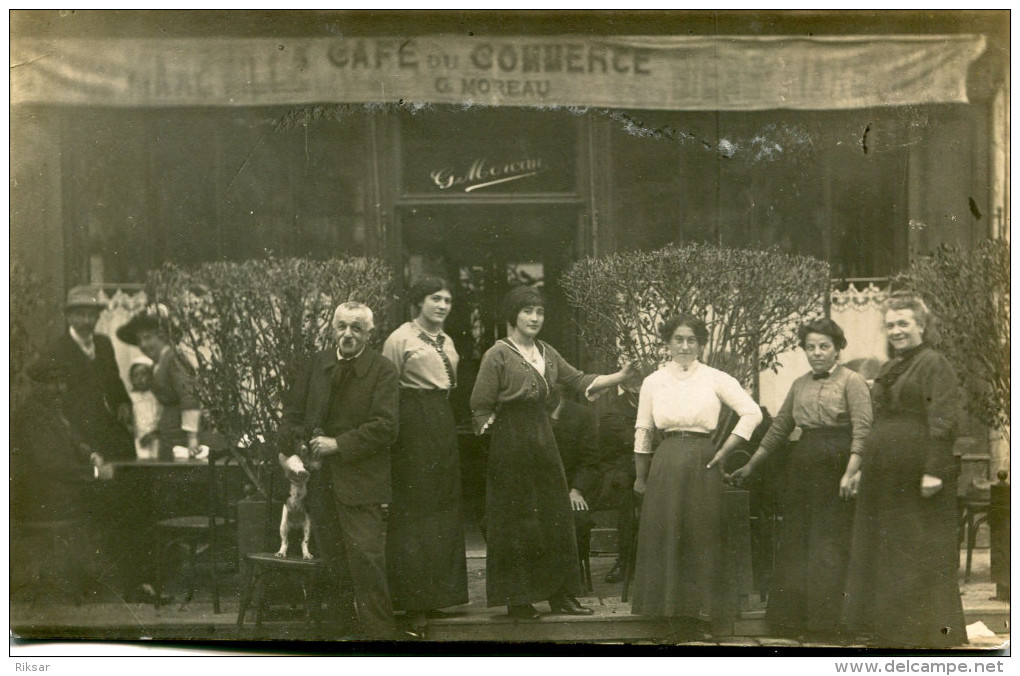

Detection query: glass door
(398, 204), (579, 428)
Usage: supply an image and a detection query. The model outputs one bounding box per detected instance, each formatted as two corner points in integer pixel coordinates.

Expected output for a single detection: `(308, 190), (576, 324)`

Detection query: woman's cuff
(634, 427), (654, 455)
(181, 409), (202, 433)
(473, 412), (496, 435)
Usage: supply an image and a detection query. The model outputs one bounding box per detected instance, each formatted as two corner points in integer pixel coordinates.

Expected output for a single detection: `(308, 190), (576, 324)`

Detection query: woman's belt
(799, 425), (851, 434)
(662, 429), (712, 439)
(400, 387), (452, 398)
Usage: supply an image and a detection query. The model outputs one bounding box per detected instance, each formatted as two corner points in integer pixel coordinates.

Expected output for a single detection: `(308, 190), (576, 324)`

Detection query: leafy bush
(10, 259), (54, 402)
(891, 240), (1010, 433)
(561, 243), (830, 386)
(147, 257), (394, 447)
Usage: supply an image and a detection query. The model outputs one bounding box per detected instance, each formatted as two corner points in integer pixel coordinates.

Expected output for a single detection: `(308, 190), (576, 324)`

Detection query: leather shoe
(507, 604), (541, 620)
(604, 561), (622, 584)
(548, 595), (594, 616)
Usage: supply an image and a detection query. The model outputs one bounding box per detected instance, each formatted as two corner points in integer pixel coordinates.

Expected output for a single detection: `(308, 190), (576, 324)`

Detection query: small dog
(276, 433), (322, 560)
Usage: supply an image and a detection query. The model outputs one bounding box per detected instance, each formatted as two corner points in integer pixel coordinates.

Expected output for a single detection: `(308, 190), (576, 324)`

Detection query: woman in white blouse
(629, 314), (762, 638)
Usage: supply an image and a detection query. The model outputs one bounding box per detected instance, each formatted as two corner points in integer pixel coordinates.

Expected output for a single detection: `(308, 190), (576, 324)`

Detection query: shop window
(62, 107), (370, 284)
(607, 108), (909, 278)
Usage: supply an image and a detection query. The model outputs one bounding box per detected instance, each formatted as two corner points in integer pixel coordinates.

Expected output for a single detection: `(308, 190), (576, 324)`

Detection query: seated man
(11, 358), (106, 601)
(547, 385), (601, 562)
(582, 383), (641, 584)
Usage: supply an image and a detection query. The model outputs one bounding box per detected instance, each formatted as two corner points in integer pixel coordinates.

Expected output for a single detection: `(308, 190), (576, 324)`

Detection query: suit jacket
(11, 391), (95, 523)
(569, 392), (639, 498)
(280, 346), (398, 506)
(44, 331), (134, 461)
(551, 399), (599, 494)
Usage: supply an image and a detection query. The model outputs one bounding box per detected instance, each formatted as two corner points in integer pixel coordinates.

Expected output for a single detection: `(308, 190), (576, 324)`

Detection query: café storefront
(12, 28), (1005, 421)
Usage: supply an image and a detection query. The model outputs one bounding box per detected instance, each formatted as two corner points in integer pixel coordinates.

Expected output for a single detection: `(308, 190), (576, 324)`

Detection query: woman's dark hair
(658, 313), (709, 345)
(501, 285), (546, 327)
(797, 318), (848, 351)
(407, 275), (452, 311)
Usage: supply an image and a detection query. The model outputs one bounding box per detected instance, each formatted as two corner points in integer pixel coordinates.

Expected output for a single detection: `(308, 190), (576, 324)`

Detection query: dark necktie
(419, 331), (457, 389)
(813, 371), (830, 380)
(334, 358), (353, 386)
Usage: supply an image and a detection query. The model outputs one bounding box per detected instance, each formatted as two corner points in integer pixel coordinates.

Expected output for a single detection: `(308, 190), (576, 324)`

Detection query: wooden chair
(959, 478), (992, 583)
(154, 447), (239, 613)
(235, 463), (326, 635)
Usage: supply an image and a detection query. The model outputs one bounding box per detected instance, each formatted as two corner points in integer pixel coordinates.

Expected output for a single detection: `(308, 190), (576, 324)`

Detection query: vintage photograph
(9, 9), (1010, 655)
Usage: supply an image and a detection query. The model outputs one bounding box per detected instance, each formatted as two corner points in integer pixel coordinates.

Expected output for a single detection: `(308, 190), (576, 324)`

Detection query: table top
(108, 458), (210, 469)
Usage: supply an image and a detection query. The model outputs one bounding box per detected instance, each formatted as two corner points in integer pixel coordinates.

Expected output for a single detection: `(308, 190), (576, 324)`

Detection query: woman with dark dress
(382, 276), (469, 637)
(728, 318), (872, 640)
(842, 292), (966, 647)
(117, 306), (202, 458)
(629, 314), (763, 638)
(470, 285), (634, 619)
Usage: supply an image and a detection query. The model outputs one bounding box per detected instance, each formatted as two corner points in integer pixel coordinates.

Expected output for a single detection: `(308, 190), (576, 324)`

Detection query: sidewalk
(11, 546), (1009, 651)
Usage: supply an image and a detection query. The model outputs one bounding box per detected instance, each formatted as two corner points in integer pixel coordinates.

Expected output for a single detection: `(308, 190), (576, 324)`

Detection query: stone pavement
(10, 545), (1009, 651)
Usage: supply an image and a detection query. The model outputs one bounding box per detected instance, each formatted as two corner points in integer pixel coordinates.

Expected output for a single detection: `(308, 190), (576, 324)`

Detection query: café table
(105, 452), (242, 612)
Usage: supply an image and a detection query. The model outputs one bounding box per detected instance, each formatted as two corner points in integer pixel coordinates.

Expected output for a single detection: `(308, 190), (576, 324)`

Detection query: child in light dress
(128, 357), (162, 459)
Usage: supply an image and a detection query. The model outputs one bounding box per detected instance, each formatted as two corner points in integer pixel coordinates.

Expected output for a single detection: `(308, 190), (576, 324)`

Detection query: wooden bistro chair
(154, 446), (239, 613)
(236, 463), (326, 636)
(959, 477), (993, 583)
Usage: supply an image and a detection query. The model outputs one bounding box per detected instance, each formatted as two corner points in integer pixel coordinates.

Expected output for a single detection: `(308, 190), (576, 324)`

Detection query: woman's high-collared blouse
(470, 339), (597, 434)
(757, 364), (873, 457)
(382, 321), (459, 390)
(634, 361), (762, 455)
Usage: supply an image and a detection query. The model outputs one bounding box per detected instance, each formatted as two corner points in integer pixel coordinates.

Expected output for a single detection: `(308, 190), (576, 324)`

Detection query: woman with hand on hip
(841, 292), (966, 647)
(728, 318), (872, 640)
(629, 314), (762, 639)
(382, 276), (469, 637)
(470, 285), (635, 620)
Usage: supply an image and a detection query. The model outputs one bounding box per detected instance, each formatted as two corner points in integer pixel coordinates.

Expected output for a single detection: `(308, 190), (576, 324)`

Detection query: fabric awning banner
(11, 34), (986, 110)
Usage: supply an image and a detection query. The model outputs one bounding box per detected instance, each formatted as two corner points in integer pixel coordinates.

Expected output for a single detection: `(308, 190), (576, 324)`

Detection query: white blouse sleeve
(634, 428), (655, 455)
(714, 372), (763, 441)
(634, 377), (656, 454)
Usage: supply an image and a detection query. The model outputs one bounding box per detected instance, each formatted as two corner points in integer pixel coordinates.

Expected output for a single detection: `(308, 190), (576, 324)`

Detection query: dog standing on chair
(277, 431), (323, 560)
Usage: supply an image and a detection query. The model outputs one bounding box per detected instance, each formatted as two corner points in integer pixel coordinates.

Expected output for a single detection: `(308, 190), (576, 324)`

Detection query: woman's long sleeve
(756, 385), (797, 455)
(634, 378), (655, 455)
(469, 349), (501, 435)
(845, 372), (874, 457)
(171, 355), (201, 432)
(550, 347), (598, 399)
(921, 352), (960, 481)
(714, 374), (763, 440)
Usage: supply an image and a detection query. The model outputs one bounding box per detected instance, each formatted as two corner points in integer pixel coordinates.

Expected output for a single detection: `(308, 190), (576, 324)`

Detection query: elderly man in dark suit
(279, 301), (399, 640)
(43, 285), (134, 461)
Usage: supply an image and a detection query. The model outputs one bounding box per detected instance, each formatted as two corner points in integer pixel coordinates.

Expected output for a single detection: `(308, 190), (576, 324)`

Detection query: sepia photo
(9, 9), (1010, 655)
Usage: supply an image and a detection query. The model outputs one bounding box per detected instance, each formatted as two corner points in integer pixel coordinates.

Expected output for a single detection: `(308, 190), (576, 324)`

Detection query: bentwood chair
(236, 464), (326, 635)
(154, 446), (240, 613)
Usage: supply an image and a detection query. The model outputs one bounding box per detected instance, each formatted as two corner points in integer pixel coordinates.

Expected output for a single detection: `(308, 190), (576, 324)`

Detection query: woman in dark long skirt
(470, 285), (633, 619)
(842, 292), (966, 647)
(629, 314), (762, 638)
(382, 276), (469, 636)
(728, 318), (872, 640)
